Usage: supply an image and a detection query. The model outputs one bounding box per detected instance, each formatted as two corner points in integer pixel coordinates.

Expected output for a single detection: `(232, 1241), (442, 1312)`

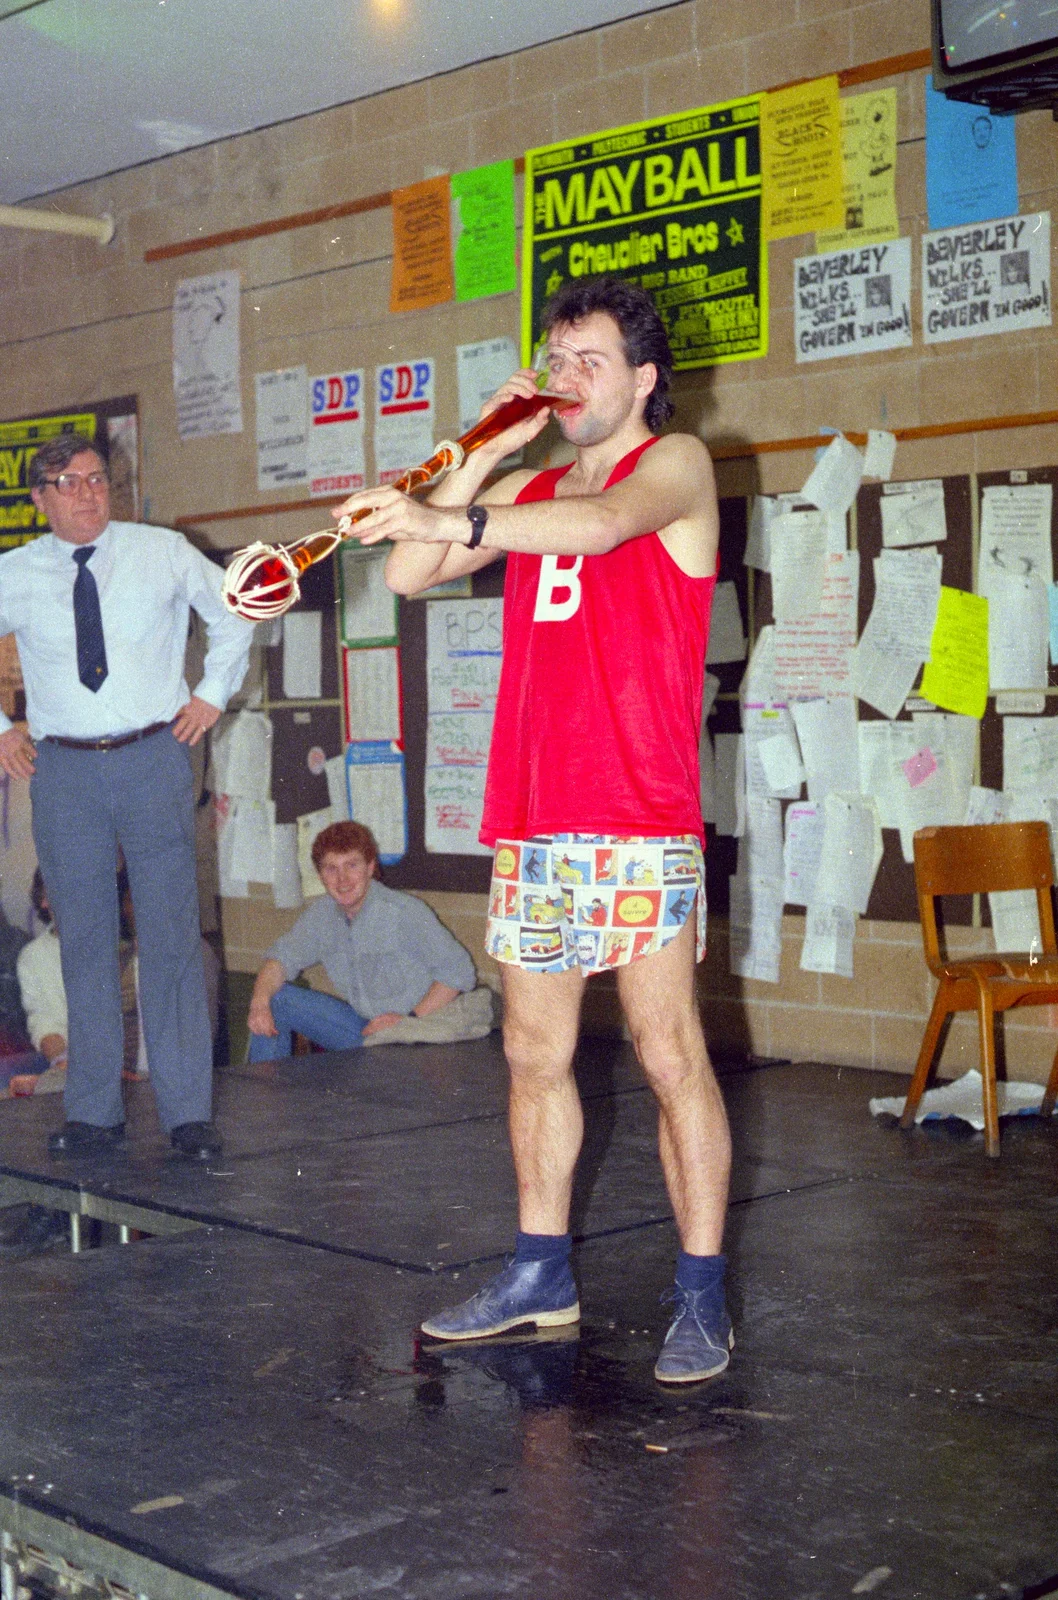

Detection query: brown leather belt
(42, 721), (170, 752)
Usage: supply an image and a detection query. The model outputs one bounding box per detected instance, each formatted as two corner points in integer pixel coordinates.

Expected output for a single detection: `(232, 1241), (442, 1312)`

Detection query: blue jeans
(247, 983), (367, 1062)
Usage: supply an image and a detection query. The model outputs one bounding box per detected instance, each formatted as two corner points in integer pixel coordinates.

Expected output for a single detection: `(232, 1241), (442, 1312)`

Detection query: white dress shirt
(0, 521), (254, 739)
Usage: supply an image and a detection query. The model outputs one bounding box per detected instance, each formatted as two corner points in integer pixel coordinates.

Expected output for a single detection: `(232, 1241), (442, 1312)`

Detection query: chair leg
(976, 985), (1000, 1159)
(1042, 1040), (1058, 1119)
(900, 990), (950, 1128)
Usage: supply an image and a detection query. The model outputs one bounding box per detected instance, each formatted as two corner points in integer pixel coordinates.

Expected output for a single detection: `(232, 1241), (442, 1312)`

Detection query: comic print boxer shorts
(485, 833), (706, 974)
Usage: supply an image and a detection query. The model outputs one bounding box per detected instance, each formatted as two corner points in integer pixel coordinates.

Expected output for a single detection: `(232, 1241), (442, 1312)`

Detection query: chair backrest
(913, 822), (1058, 967)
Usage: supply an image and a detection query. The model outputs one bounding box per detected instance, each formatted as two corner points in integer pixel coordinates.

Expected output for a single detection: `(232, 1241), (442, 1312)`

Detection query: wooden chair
(904, 822), (1058, 1157)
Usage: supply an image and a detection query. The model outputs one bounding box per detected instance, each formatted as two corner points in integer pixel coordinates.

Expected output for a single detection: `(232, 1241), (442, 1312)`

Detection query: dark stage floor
(0, 1041), (1056, 1600)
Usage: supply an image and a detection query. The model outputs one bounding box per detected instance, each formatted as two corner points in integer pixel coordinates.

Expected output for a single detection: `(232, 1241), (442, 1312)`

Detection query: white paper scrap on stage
(1003, 716), (1058, 797)
(813, 791), (883, 915)
(347, 742), (407, 863)
(965, 785), (1007, 825)
(800, 903), (856, 978)
(172, 270), (243, 440)
(800, 434), (864, 517)
(255, 366), (308, 492)
(864, 429), (897, 480)
(728, 873), (783, 985)
(343, 647), (402, 743)
(978, 483), (1054, 600)
(271, 822), (303, 910)
(339, 545), (398, 646)
(706, 581), (747, 664)
(712, 732), (744, 838)
(282, 611), (322, 700)
(791, 696), (860, 801)
(374, 357), (435, 483)
(456, 337), (519, 434)
(794, 238), (912, 362)
(324, 753), (351, 821)
(880, 480), (947, 547)
(774, 550), (859, 698)
(737, 797), (785, 883)
(770, 510), (827, 621)
(229, 798), (275, 885)
(427, 597), (503, 713)
(989, 889), (1042, 953)
(923, 212), (1052, 345)
(308, 370), (366, 498)
(870, 1068), (1056, 1127)
(988, 573), (1049, 691)
(854, 548), (942, 719)
(783, 801), (825, 906)
(211, 710), (272, 799)
(297, 808), (335, 899)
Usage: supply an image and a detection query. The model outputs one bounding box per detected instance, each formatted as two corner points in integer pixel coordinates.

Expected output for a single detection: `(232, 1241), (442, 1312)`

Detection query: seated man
(247, 821), (477, 1060)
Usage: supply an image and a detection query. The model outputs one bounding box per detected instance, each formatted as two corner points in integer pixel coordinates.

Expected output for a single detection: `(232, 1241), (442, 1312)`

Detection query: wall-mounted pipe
(0, 203), (114, 245)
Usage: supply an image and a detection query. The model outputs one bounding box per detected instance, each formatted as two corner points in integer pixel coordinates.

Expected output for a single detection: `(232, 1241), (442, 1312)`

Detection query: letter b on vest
(533, 556), (584, 622)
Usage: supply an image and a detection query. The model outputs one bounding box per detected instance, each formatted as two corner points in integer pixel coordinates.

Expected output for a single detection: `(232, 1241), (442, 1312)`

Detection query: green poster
(522, 98), (767, 370)
(452, 159), (517, 302)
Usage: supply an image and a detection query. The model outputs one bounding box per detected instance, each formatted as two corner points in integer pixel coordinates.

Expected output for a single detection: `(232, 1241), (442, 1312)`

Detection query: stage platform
(0, 1041), (1056, 1600)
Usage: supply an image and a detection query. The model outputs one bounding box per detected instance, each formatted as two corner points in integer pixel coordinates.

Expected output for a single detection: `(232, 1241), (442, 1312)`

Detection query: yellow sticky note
(816, 88), (900, 253)
(761, 75), (845, 240)
(919, 586), (989, 719)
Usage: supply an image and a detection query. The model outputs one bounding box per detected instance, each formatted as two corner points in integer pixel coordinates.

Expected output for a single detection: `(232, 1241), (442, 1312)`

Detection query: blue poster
(925, 77), (1018, 229)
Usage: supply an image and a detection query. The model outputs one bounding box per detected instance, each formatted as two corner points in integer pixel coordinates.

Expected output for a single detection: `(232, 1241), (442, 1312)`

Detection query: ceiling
(0, 0), (677, 205)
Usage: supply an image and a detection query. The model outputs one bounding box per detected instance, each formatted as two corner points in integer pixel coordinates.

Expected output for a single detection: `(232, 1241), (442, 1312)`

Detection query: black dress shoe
(48, 1121), (126, 1158)
(170, 1121), (223, 1160)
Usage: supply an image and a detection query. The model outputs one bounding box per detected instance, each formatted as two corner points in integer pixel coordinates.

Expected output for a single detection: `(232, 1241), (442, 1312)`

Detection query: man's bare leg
(502, 963), (586, 1233)
(616, 915), (733, 1382)
(419, 961), (585, 1340)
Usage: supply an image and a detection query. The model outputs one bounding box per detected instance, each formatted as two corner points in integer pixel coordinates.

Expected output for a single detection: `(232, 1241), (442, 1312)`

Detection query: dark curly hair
(540, 274), (675, 433)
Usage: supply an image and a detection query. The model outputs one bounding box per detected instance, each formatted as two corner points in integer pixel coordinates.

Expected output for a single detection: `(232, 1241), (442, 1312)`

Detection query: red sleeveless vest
(480, 438), (716, 845)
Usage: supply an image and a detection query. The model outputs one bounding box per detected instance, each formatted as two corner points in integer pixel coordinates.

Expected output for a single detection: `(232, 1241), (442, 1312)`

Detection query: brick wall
(1, 0), (1056, 1079)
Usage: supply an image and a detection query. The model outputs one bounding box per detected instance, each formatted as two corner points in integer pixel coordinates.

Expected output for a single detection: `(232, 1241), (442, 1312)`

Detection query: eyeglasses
(39, 471), (109, 497)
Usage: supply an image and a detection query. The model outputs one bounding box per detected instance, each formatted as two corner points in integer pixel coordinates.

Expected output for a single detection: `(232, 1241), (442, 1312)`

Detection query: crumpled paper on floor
(870, 1068), (1055, 1129)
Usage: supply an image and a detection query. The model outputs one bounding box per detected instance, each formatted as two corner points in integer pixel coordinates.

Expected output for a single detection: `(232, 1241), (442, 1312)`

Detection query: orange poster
(390, 175), (454, 313)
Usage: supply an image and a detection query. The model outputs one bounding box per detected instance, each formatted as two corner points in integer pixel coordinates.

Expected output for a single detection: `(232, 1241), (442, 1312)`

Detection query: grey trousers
(30, 728), (213, 1130)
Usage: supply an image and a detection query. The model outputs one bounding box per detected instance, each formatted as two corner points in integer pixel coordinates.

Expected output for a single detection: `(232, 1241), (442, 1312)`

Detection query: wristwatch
(465, 504), (488, 549)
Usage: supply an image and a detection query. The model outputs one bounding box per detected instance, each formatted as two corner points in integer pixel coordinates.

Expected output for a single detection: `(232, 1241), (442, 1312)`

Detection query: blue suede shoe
(653, 1285), (734, 1384)
(420, 1256), (580, 1341)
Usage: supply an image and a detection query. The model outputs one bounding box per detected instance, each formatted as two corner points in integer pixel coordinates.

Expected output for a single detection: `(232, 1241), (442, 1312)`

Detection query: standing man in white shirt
(0, 434), (253, 1160)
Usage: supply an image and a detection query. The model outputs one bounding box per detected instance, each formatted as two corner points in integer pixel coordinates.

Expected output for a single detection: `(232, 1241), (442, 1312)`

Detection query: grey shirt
(267, 881), (477, 1019)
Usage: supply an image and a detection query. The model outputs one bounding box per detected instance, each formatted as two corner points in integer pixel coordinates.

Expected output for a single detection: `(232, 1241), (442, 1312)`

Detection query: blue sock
(676, 1251), (726, 1293)
(515, 1230), (572, 1264)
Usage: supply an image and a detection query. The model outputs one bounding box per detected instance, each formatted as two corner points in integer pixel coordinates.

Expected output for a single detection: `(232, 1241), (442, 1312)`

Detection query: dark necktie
(72, 546), (108, 692)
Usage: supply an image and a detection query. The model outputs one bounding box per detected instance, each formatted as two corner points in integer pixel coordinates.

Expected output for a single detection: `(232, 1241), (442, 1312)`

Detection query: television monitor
(932, 0), (1058, 111)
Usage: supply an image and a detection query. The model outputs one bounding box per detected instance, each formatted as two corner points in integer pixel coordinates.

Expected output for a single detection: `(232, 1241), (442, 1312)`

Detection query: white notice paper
(775, 550), (859, 699)
(308, 370), (366, 498)
(813, 791), (883, 915)
(324, 753), (351, 821)
(172, 270), (243, 440)
(343, 647), (402, 743)
(456, 337), (519, 434)
(728, 874), (783, 985)
(215, 796), (248, 899)
(965, 786), (1006, 826)
(297, 808), (335, 899)
(706, 581), (747, 664)
(346, 742), (407, 863)
(425, 597), (504, 855)
(800, 903), (856, 978)
(791, 697), (861, 801)
(978, 483), (1054, 599)
(858, 719), (921, 829)
(794, 239), (912, 362)
(783, 801), (825, 906)
(1002, 717), (1058, 798)
(339, 545), (398, 646)
(375, 358), (435, 484)
(800, 434), (864, 517)
(255, 366), (308, 492)
(211, 710), (272, 800)
(282, 611), (322, 700)
(737, 796), (785, 883)
(988, 890), (1042, 954)
(880, 480), (947, 547)
(923, 212), (1051, 345)
(742, 700), (803, 799)
(271, 822), (303, 910)
(988, 574), (1049, 691)
(854, 548), (942, 719)
(770, 510), (828, 622)
(229, 798), (275, 885)
(863, 430), (897, 480)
